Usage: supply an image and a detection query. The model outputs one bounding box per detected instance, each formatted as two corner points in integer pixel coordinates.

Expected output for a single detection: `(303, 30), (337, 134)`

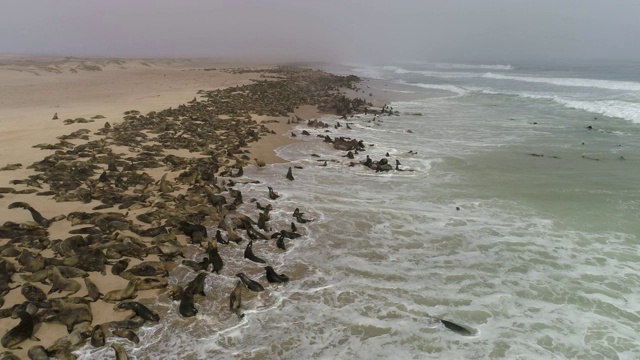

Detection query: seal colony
(0, 66), (375, 358)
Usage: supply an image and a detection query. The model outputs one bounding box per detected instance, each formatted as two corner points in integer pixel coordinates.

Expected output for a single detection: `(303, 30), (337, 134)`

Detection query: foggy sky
(2, 0), (639, 64)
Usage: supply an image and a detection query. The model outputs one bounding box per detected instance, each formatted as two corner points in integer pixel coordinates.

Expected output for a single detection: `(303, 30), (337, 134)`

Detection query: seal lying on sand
(1, 311), (38, 349)
(8, 202), (50, 227)
(103, 279), (138, 302)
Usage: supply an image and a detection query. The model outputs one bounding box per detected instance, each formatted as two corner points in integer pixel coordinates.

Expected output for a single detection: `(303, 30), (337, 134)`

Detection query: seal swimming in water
(440, 319), (474, 336)
(244, 240), (266, 263)
(1, 311), (38, 349)
(236, 273), (264, 292)
(114, 301), (160, 322)
(286, 167), (294, 181)
(264, 266), (289, 283)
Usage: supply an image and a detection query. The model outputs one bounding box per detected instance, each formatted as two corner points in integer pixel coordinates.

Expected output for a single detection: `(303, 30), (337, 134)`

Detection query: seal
(244, 240), (266, 263)
(114, 301), (160, 322)
(264, 266), (289, 283)
(440, 319), (474, 336)
(206, 242), (224, 274)
(182, 257), (210, 272)
(103, 279), (138, 303)
(178, 220), (207, 243)
(286, 167), (294, 181)
(267, 186), (280, 200)
(7, 202), (50, 227)
(229, 281), (244, 318)
(111, 343), (129, 360)
(48, 266), (81, 295)
(279, 229), (301, 239)
(179, 286), (198, 318)
(27, 345), (49, 360)
(43, 302), (92, 333)
(21, 283), (47, 302)
(112, 328), (140, 344)
(215, 230), (229, 245)
(236, 273), (265, 292)
(90, 324), (105, 348)
(83, 277), (102, 302)
(1, 311), (38, 349)
(276, 233), (286, 251)
(111, 258), (130, 276)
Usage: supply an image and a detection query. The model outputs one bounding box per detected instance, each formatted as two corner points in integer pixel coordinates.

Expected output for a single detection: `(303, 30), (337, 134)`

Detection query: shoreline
(0, 56), (372, 358)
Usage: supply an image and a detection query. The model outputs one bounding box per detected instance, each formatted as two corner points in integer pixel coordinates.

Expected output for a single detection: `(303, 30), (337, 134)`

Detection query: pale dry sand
(0, 55), (326, 358)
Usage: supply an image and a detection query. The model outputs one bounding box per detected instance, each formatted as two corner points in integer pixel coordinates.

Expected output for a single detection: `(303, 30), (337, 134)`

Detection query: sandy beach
(0, 55), (368, 358)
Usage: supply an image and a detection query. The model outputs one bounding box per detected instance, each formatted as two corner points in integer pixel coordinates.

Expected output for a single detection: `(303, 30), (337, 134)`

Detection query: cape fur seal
(229, 281), (244, 318)
(111, 343), (129, 360)
(440, 319), (475, 336)
(286, 167), (294, 181)
(114, 301), (159, 322)
(276, 233), (286, 250)
(21, 283), (47, 302)
(206, 242), (224, 274)
(103, 279), (138, 302)
(244, 240), (266, 263)
(90, 325), (105, 347)
(264, 266), (289, 283)
(112, 328), (140, 344)
(236, 273), (264, 292)
(1, 311), (38, 349)
(179, 273), (207, 318)
(7, 202), (50, 227)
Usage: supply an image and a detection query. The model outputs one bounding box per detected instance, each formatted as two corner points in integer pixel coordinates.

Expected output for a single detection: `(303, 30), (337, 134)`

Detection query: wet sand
(0, 56), (368, 358)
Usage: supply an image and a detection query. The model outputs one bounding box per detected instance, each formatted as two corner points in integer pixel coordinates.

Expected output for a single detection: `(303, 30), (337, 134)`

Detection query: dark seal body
(1, 311), (36, 349)
(244, 240), (266, 263)
(115, 301), (160, 322)
(236, 273), (264, 292)
(265, 266), (289, 283)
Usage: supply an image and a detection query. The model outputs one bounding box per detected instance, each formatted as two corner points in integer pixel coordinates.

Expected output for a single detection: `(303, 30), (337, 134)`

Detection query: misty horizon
(2, 1), (640, 65)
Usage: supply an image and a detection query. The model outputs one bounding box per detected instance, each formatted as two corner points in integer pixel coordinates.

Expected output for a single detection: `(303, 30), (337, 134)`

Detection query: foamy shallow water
(78, 62), (640, 359)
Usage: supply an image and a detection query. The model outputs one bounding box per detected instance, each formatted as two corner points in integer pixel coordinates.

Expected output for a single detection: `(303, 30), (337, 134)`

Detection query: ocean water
(80, 62), (640, 359)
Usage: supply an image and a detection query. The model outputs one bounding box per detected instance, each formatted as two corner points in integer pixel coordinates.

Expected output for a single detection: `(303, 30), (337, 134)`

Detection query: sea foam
(482, 72), (640, 91)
